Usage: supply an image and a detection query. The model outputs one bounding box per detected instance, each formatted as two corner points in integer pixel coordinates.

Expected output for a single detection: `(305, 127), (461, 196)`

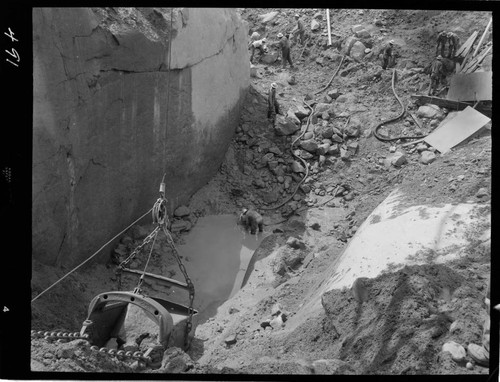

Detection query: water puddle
(177, 214), (269, 324)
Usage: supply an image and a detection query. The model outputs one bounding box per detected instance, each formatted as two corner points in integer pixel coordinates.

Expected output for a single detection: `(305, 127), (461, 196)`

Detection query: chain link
(116, 226), (161, 289)
(31, 329), (154, 364)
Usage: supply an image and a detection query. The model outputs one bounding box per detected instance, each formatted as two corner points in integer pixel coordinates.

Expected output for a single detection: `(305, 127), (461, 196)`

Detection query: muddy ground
(30, 8), (492, 376)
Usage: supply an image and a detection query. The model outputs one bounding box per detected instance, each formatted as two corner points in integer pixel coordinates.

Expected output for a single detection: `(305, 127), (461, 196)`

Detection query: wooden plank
(455, 31), (478, 58)
(457, 31), (479, 72)
(424, 106), (490, 153)
(473, 17), (492, 57)
(411, 94), (474, 110)
(464, 45), (492, 73)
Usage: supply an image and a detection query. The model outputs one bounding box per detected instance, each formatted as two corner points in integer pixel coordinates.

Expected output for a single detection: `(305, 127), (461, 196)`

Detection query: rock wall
(33, 8), (249, 267)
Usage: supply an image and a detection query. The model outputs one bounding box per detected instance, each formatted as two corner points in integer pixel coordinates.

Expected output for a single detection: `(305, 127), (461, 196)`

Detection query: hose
(372, 69), (427, 142)
(260, 99), (315, 211)
(314, 55), (346, 95)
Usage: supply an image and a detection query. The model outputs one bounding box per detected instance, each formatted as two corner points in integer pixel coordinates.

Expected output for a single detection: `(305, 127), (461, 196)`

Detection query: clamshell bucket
(80, 291), (197, 350)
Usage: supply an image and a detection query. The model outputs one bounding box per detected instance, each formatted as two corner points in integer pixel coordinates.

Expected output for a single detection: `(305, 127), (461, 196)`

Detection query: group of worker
(256, 13), (462, 115)
(428, 31), (460, 96)
(249, 14), (306, 68)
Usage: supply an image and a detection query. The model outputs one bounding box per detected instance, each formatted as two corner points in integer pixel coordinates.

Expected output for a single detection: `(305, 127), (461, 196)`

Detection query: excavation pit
(177, 214), (270, 325)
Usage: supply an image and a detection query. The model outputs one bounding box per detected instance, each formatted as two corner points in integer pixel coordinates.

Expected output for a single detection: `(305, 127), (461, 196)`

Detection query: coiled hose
(372, 69), (427, 142)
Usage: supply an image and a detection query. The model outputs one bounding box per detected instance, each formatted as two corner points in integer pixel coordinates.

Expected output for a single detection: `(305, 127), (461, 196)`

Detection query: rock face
(33, 8), (249, 266)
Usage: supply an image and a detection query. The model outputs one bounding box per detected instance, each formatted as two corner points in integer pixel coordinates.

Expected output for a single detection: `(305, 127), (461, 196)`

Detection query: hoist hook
(153, 173), (168, 226)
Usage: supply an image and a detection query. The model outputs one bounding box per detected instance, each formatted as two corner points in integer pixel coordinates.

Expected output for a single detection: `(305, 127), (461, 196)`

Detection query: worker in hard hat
(436, 31), (448, 57)
(381, 40), (394, 70)
(428, 55), (445, 96)
(249, 37), (267, 63)
(276, 32), (294, 69)
(250, 31), (261, 42)
(267, 82), (281, 123)
(294, 14), (305, 45)
(447, 31), (460, 58)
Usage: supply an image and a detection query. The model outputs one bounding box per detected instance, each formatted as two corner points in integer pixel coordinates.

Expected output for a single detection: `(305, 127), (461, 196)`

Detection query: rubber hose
(372, 69), (427, 142)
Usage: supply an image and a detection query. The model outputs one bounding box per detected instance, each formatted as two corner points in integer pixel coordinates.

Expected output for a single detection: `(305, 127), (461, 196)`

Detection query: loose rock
(286, 237), (306, 249)
(467, 343), (489, 366)
(174, 205), (190, 217)
(442, 341), (466, 363)
(420, 151), (437, 165)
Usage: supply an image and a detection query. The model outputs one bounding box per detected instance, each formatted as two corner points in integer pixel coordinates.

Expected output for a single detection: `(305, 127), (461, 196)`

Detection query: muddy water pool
(177, 214), (269, 325)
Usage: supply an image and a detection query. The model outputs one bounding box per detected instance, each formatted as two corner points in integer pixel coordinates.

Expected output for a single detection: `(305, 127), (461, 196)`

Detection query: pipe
(326, 9), (332, 46)
(473, 17), (492, 58)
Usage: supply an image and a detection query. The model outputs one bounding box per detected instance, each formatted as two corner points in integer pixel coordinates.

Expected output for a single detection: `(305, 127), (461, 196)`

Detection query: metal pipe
(326, 9), (332, 46)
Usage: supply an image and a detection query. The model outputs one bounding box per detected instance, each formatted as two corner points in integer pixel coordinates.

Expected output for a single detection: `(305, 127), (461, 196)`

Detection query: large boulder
(174, 205), (190, 217)
(258, 11), (279, 24)
(442, 341), (466, 363)
(355, 29), (371, 39)
(390, 151), (408, 167)
(342, 36), (359, 55)
(286, 109), (302, 125)
(292, 104), (311, 120)
(351, 24), (364, 34)
(275, 115), (300, 136)
(291, 161), (306, 173)
(320, 126), (334, 139)
(311, 19), (321, 32)
(317, 143), (331, 155)
(420, 150), (437, 164)
(261, 52), (279, 64)
(417, 104), (444, 119)
(350, 41), (367, 61)
(299, 139), (319, 154)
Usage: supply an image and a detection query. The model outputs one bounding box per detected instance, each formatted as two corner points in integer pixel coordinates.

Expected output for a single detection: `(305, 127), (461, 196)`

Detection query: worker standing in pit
(381, 40), (394, 70)
(447, 32), (460, 58)
(436, 31), (448, 57)
(294, 14), (305, 45)
(267, 82), (280, 123)
(249, 37), (267, 63)
(428, 55), (445, 96)
(276, 32), (294, 69)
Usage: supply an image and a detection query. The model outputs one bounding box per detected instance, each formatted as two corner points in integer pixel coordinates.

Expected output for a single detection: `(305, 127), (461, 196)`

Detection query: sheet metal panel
(424, 106), (490, 153)
(447, 72), (492, 102)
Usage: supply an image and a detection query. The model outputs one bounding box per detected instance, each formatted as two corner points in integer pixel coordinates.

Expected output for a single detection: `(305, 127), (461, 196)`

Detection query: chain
(31, 329), (157, 365)
(161, 225), (195, 349)
(116, 226), (162, 289)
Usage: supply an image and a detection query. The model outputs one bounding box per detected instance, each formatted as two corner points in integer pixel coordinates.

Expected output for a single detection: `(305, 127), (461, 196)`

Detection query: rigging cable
(31, 207), (153, 303)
